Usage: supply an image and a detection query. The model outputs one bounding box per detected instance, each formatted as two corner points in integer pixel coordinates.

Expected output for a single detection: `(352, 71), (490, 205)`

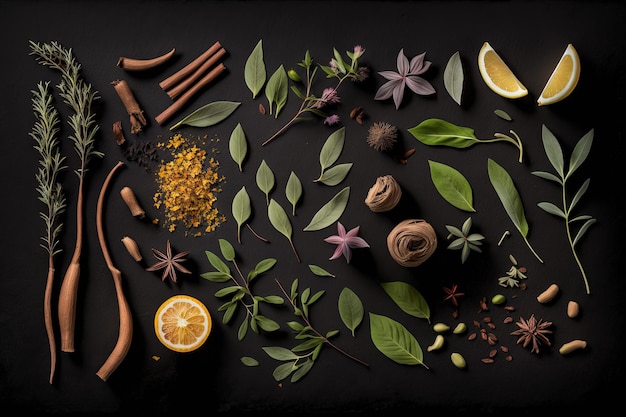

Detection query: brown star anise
(443, 284), (464, 307)
(146, 240), (191, 283)
(510, 314), (553, 354)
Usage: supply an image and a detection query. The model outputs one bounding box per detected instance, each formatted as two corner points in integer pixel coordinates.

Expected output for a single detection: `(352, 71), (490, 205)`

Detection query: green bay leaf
(229, 123), (248, 172)
(244, 39), (266, 99)
(317, 163), (353, 186)
(428, 160), (475, 212)
(286, 171), (302, 215)
(338, 287), (363, 337)
(407, 118), (479, 148)
(232, 186), (251, 243)
(443, 51), (463, 105)
(381, 281), (430, 322)
(256, 160), (275, 205)
(369, 313), (427, 367)
(319, 127), (345, 171)
(303, 186), (350, 231)
(308, 264), (335, 277)
(169, 101), (240, 130)
(265, 65), (288, 118)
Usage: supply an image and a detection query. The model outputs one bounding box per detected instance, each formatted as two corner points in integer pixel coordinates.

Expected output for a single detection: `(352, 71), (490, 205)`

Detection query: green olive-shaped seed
(491, 294), (506, 305)
(433, 323), (450, 333)
(427, 334), (445, 352)
(287, 69), (302, 82)
(452, 322), (467, 334)
(451, 352), (466, 369)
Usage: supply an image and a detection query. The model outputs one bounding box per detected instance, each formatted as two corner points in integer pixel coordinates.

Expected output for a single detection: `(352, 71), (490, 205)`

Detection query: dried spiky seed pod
(367, 121), (397, 151)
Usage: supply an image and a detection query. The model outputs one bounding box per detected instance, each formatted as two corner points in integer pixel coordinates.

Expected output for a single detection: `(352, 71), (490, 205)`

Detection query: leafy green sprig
(262, 279), (369, 383)
(201, 239), (283, 340)
(532, 125), (595, 294)
(261, 46), (367, 146)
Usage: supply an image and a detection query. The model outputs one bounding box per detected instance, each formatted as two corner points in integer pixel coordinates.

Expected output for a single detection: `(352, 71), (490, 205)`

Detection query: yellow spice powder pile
(153, 133), (226, 237)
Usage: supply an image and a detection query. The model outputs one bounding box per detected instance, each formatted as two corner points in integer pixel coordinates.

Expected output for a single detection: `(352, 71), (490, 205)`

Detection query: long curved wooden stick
(95, 161), (133, 381)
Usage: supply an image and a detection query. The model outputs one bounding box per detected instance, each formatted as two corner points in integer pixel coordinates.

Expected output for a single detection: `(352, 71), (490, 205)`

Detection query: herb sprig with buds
(30, 40), (103, 353)
(262, 45), (368, 146)
(30, 81), (67, 384)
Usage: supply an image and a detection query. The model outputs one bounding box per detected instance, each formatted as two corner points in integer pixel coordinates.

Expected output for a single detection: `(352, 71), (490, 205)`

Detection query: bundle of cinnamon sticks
(155, 41), (227, 125)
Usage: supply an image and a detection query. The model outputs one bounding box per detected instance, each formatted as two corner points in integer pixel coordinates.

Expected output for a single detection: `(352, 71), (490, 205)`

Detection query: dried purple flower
(324, 114), (340, 126)
(324, 222), (370, 263)
(374, 48), (436, 109)
(314, 87), (341, 109)
(367, 122), (398, 151)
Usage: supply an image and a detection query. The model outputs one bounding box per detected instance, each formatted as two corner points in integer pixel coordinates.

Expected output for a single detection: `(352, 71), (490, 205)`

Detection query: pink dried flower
(314, 87), (341, 109)
(324, 222), (370, 263)
(324, 114), (340, 126)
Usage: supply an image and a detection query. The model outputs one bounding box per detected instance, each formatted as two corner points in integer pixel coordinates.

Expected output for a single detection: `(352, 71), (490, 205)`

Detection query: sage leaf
(488, 158), (543, 263)
(256, 160), (275, 205)
(286, 171), (302, 215)
(229, 123), (247, 171)
(317, 163), (353, 186)
(244, 39), (266, 99)
(338, 287), (363, 336)
(569, 128), (593, 175)
(218, 238), (236, 262)
(381, 281), (430, 322)
(268, 199), (300, 262)
(265, 64), (288, 117)
(428, 160), (475, 212)
(494, 109), (512, 121)
(369, 313), (428, 368)
(303, 186), (350, 231)
(169, 101), (240, 130)
(232, 186), (251, 243)
(541, 125), (565, 178)
(308, 264), (335, 277)
(263, 346), (299, 361)
(241, 356), (259, 366)
(408, 118), (479, 148)
(247, 258), (277, 282)
(443, 51), (463, 105)
(319, 127), (346, 172)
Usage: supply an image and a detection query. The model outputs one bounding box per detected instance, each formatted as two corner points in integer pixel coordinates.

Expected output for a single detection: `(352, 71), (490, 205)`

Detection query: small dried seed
(483, 316), (492, 323)
(113, 121), (126, 145)
(489, 349), (498, 358)
(121, 236), (142, 262)
(427, 334), (445, 352)
(504, 305), (516, 312)
(452, 322), (467, 334)
(500, 345), (509, 353)
(488, 333), (498, 342)
(503, 316), (514, 324)
(505, 355), (513, 361)
(537, 283), (560, 304)
(491, 294), (506, 305)
(473, 320), (481, 327)
(433, 322), (451, 333)
(349, 106), (362, 119)
(559, 339), (587, 355)
(481, 331), (488, 341)
(481, 358), (495, 364)
(259, 103), (266, 115)
(487, 322), (496, 330)
(467, 332), (477, 341)
(567, 300), (580, 318)
(403, 148), (416, 159)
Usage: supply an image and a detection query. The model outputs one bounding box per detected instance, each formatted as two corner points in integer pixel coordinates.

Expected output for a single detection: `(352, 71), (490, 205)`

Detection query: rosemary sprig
(30, 40), (103, 352)
(29, 81), (67, 384)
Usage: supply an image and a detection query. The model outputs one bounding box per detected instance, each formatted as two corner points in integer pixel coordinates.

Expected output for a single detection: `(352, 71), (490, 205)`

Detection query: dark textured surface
(1, 0), (624, 414)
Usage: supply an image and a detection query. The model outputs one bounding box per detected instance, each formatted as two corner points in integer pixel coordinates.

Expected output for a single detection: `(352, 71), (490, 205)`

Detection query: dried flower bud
(367, 121), (397, 151)
(287, 69), (302, 83)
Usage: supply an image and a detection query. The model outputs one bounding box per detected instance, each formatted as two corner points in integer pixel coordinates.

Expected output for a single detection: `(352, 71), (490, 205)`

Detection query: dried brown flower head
(367, 121), (398, 151)
(510, 314), (553, 354)
(146, 240), (192, 283)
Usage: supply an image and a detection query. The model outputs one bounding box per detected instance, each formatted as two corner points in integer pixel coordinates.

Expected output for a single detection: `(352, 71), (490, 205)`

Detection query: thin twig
(165, 47), (227, 100)
(159, 41), (222, 91)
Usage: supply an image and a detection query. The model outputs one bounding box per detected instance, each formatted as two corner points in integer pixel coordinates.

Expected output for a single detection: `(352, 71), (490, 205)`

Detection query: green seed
(433, 322), (450, 333)
(287, 69), (302, 82)
(451, 352), (466, 369)
(491, 294), (506, 305)
(452, 322), (467, 334)
(427, 334), (445, 352)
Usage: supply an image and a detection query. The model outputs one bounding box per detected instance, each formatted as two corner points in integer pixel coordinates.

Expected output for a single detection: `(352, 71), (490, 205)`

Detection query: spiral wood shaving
(387, 219), (437, 267)
(365, 175), (402, 212)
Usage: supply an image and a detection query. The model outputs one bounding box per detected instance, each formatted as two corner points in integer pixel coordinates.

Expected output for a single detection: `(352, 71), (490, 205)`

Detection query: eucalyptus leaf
(408, 118), (479, 148)
(488, 158), (543, 263)
(241, 356), (259, 367)
(303, 186), (350, 231)
(286, 171), (302, 215)
(369, 313), (428, 368)
(338, 287), (363, 336)
(244, 39), (266, 99)
(169, 101), (240, 130)
(317, 163), (353, 186)
(263, 346), (299, 361)
(381, 281), (430, 322)
(569, 128), (593, 175)
(308, 264), (335, 277)
(428, 160), (475, 212)
(540, 125), (565, 178)
(229, 123), (248, 172)
(265, 65), (288, 118)
(319, 127), (346, 171)
(256, 160), (275, 205)
(232, 186), (251, 243)
(443, 51), (463, 105)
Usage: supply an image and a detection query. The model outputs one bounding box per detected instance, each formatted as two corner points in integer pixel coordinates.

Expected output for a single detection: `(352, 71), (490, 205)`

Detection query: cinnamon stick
(165, 47), (227, 100)
(155, 62), (227, 126)
(159, 41), (222, 91)
(112, 80), (147, 134)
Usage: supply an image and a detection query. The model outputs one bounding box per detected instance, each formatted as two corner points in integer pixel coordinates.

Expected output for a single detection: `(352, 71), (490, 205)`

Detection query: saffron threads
(153, 133), (226, 236)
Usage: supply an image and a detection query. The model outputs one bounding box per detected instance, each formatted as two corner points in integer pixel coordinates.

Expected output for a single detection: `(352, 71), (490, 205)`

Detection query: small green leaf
(244, 39), (266, 99)
(263, 346), (299, 361)
(200, 271), (231, 283)
(319, 127), (346, 171)
(443, 51), (463, 105)
(232, 186), (251, 243)
(538, 201), (566, 219)
(541, 125), (565, 178)
(256, 160), (275, 205)
(286, 171), (302, 215)
(268, 199), (299, 262)
(369, 313), (427, 368)
(381, 281), (430, 322)
(265, 65), (288, 117)
(248, 258), (277, 281)
(408, 118), (479, 149)
(308, 264), (335, 277)
(317, 163), (353, 186)
(229, 123), (248, 171)
(494, 109), (512, 121)
(169, 101), (240, 130)
(218, 238), (235, 262)
(241, 356), (259, 366)
(428, 160), (475, 212)
(204, 250), (231, 275)
(338, 287), (363, 336)
(303, 186), (350, 231)
(569, 128), (594, 175)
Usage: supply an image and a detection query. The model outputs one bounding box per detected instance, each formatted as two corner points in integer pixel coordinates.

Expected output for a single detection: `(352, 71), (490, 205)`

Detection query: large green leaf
(408, 118), (479, 148)
(169, 101), (240, 130)
(229, 123), (248, 172)
(381, 281), (430, 322)
(244, 39), (266, 99)
(338, 287), (363, 337)
(487, 158), (528, 237)
(428, 160), (475, 212)
(303, 186), (350, 231)
(369, 313), (427, 368)
(285, 171), (302, 215)
(443, 51), (463, 105)
(232, 186), (251, 243)
(256, 160), (275, 205)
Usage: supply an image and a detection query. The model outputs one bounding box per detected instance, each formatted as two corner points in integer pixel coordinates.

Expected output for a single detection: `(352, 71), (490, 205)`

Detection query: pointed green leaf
(241, 356), (259, 366)
(232, 186), (251, 242)
(229, 123), (247, 171)
(268, 198), (292, 240)
(538, 201), (566, 219)
(369, 313), (427, 367)
(248, 258), (277, 281)
(265, 65), (288, 117)
(218, 238), (236, 261)
(244, 39), (266, 99)
(381, 281), (430, 322)
(532, 170), (563, 184)
(286, 171), (303, 215)
(303, 186), (350, 231)
(443, 51), (463, 105)
(569, 178), (590, 212)
(319, 127), (346, 171)
(169, 101), (240, 130)
(317, 163), (353, 186)
(408, 118), (479, 149)
(204, 250), (231, 275)
(200, 271), (231, 283)
(494, 109), (512, 121)
(541, 125), (565, 178)
(573, 218), (596, 246)
(338, 287), (363, 336)
(428, 160), (475, 212)
(568, 129), (594, 176)
(487, 158), (529, 237)
(256, 160), (275, 205)
(263, 346), (299, 361)
(308, 264), (335, 277)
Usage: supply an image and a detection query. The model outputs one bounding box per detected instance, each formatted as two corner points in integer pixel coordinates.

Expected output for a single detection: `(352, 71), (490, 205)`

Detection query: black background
(1, 0), (624, 414)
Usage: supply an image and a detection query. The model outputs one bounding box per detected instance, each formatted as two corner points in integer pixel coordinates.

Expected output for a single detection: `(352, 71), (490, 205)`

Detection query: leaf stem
(487, 130), (524, 163)
(562, 182), (591, 294)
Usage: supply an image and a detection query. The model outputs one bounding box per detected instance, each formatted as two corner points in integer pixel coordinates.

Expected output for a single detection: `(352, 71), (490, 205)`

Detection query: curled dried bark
(387, 219), (437, 267)
(117, 47), (176, 71)
(365, 175), (402, 212)
(112, 121), (126, 145)
(112, 80), (147, 134)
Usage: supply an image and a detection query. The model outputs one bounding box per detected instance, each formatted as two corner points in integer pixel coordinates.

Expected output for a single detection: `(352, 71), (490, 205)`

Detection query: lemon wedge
(537, 44), (580, 106)
(478, 42), (528, 99)
(154, 294), (212, 352)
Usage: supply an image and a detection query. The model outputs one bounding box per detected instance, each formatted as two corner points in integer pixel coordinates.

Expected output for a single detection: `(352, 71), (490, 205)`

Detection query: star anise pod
(146, 240), (191, 283)
(510, 314), (553, 354)
(443, 284), (464, 307)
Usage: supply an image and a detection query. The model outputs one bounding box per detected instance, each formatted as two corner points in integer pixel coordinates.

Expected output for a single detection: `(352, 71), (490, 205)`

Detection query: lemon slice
(537, 44), (580, 106)
(478, 42), (528, 99)
(154, 294), (212, 352)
